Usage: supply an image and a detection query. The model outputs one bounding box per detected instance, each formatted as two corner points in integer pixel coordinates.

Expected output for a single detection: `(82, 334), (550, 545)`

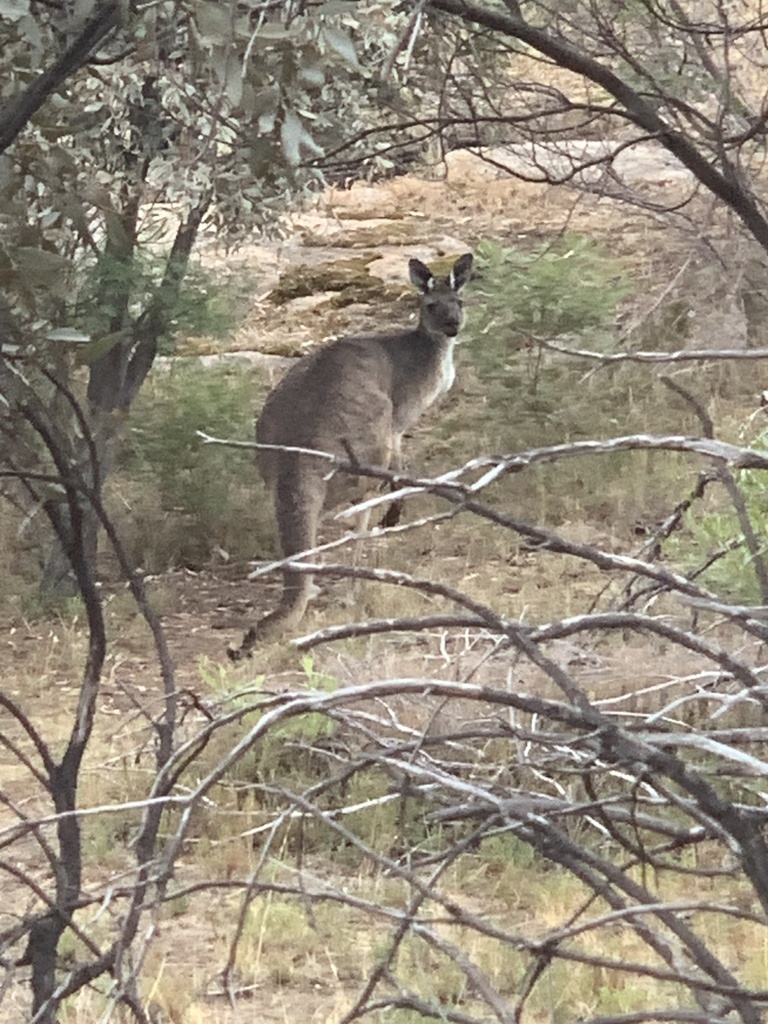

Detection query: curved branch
(426, 0), (768, 252)
(0, 3), (120, 154)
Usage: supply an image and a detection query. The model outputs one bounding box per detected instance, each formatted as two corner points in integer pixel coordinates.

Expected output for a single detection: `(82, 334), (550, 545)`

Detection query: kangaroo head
(409, 252), (473, 338)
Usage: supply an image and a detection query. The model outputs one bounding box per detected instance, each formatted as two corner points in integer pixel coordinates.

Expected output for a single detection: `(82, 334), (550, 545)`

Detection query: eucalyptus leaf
(258, 111), (276, 134)
(77, 329), (130, 365)
(14, 247), (73, 287)
(193, 0), (233, 44)
(299, 65), (326, 87)
(225, 59), (243, 107)
(0, 0), (30, 21)
(252, 23), (301, 40)
(280, 110), (303, 166)
(280, 110), (323, 166)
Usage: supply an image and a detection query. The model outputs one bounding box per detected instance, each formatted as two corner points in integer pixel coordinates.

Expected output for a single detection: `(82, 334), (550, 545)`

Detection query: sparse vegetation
(5, 210), (768, 1021)
(111, 363), (274, 570)
(669, 422), (768, 603)
(7, 5), (768, 1016)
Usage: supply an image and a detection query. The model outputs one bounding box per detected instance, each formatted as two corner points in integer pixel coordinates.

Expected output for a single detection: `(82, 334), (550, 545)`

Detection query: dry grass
(38, 829), (764, 1023)
(4, 624), (765, 1024)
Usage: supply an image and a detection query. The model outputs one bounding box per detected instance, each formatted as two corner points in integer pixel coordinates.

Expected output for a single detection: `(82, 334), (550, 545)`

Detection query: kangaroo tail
(229, 457), (326, 659)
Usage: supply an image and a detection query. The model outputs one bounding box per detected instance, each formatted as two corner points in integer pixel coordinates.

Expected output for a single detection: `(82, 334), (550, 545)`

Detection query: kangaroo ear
(450, 253), (474, 291)
(409, 258), (434, 294)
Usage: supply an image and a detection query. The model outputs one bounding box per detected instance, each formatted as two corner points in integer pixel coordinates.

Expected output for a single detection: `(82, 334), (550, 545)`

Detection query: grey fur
(231, 252), (473, 658)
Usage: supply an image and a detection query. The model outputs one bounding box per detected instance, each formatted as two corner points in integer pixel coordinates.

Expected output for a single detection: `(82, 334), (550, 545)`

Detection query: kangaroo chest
(392, 339), (456, 432)
(436, 340), (457, 395)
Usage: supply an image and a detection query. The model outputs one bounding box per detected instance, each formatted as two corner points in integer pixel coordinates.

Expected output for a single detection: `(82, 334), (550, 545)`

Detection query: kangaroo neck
(417, 317), (451, 343)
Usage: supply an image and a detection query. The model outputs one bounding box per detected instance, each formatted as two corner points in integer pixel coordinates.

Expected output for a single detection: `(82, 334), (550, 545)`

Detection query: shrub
(458, 235), (632, 452)
(74, 251), (252, 353)
(669, 429), (768, 603)
(443, 235), (668, 524)
(111, 362), (275, 570)
(468, 233), (629, 374)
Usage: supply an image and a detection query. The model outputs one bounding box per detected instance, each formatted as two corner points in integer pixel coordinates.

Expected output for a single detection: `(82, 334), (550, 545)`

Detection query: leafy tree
(0, 0), (407, 593)
(320, 0), (768, 257)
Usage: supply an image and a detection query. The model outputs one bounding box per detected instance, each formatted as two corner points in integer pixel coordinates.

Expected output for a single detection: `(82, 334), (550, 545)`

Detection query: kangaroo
(230, 252), (473, 659)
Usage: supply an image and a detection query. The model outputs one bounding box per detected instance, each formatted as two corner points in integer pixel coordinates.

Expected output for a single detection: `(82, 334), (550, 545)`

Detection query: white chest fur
(435, 339), (456, 397)
(393, 339), (457, 434)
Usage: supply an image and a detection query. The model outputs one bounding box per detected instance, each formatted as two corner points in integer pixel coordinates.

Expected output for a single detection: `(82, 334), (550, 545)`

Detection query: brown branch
(426, 0), (768, 254)
(0, 3), (121, 154)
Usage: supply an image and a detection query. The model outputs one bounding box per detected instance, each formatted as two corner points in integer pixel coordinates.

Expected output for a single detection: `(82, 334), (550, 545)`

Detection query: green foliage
(449, 234), (684, 525)
(112, 363), (273, 570)
(673, 510), (753, 601)
(469, 234), (628, 369)
(74, 252), (250, 354)
(669, 433), (768, 603)
(479, 831), (537, 870)
(198, 655), (265, 698)
(225, 708), (338, 790)
(172, 261), (254, 342)
(395, 934), (467, 1005)
(462, 234), (630, 430)
(162, 891), (191, 919)
(299, 654), (339, 691)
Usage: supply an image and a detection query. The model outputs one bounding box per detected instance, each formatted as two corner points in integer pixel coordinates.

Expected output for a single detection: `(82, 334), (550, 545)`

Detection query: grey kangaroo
(230, 252), (473, 659)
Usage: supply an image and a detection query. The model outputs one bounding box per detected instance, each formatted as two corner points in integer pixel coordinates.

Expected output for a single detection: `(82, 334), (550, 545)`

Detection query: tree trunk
(39, 418), (116, 600)
(39, 197), (209, 600)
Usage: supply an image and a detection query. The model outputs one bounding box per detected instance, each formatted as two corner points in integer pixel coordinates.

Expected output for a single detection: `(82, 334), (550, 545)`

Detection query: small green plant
(162, 890), (191, 919)
(669, 443), (768, 603)
(170, 259), (254, 343)
(197, 655), (265, 699)
(478, 831), (537, 870)
(299, 653), (339, 691)
(469, 234), (629, 372)
(395, 933), (467, 1006)
(111, 363), (274, 570)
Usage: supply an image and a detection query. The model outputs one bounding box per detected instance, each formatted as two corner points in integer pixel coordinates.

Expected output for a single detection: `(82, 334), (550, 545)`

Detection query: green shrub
(668, 430), (768, 603)
(468, 234), (628, 373)
(74, 250), (252, 352)
(459, 234), (632, 454)
(111, 363), (274, 570)
(447, 234), (685, 524)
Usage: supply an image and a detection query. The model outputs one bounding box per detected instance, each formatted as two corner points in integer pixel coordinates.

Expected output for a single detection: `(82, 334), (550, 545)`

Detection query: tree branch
(426, 0), (768, 253)
(0, 3), (121, 154)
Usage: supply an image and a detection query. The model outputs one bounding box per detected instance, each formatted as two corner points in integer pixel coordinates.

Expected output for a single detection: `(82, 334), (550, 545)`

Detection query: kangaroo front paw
(227, 628), (257, 662)
(379, 499), (403, 528)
